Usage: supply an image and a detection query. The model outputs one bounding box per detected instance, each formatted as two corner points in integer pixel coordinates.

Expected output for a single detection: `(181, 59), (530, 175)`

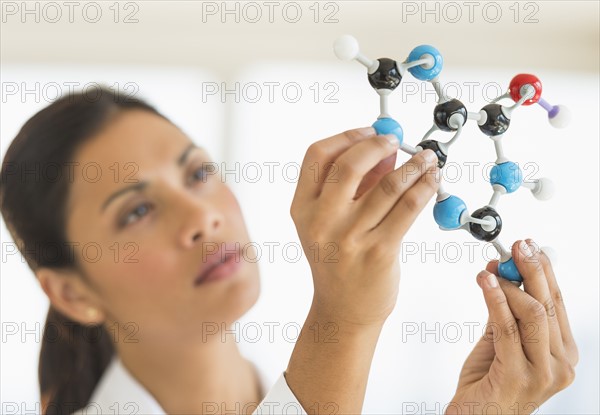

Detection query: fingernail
(478, 270), (497, 289)
(519, 240), (532, 257)
(356, 127), (376, 138)
(384, 134), (399, 148)
(527, 239), (537, 252)
(434, 166), (441, 182)
(485, 273), (498, 289)
(421, 149), (437, 164)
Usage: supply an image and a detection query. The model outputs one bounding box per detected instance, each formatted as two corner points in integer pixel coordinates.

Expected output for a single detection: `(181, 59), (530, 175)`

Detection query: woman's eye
(190, 166), (209, 183)
(118, 166), (208, 228)
(121, 203), (152, 227)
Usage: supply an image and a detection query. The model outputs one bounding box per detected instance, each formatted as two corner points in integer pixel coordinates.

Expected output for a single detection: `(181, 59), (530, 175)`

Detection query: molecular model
(333, 35), (570, 283)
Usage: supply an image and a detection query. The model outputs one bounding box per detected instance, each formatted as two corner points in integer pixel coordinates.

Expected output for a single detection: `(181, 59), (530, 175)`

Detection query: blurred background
(1, 1), (598, 413)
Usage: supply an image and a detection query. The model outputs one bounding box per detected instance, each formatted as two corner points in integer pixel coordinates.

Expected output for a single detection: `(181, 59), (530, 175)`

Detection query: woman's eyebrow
(177, 142), (198, 166)
(100, 143), (198, 213)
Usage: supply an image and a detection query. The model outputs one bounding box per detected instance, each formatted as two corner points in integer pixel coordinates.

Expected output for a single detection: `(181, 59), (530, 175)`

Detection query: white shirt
(72, 356), (307, 415)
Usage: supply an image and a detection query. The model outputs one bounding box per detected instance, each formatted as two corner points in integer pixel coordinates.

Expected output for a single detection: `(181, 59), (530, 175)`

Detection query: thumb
(477, 270), (522, 362)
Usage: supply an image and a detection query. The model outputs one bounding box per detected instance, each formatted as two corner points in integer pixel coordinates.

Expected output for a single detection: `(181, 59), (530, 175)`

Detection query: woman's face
(65, 109), (260, 343)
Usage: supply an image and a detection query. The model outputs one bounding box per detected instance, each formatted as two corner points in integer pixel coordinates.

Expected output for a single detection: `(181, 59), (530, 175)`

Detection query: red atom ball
(509, 74), (542, 105)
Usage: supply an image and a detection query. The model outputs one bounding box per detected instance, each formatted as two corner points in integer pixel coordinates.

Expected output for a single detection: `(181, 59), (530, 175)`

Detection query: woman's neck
(115, 333), (262, 414)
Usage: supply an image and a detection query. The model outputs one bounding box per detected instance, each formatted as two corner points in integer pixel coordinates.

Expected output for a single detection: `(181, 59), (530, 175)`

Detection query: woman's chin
(228, 265), (261, 319)
(212, 262), (261, 323)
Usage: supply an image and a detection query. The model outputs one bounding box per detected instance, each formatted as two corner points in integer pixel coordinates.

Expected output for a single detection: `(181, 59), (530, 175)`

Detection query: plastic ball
(531, 178), (554, 200)
(433, 99), (467, 132)
(490, 161), (523, 193)
(406, 45), (443, 81)
(372, 117), (403, 144)
(498, 257), (523, 282)
(478, 104), (511, 137)
(368, 58), (402, 90)
(468, 206), (502, 241)
(548, 105), (571, 128)
(333, 35), (360, 61)
(509, 74), (542, 105)
(433, 195), (466, 230)
(416, 140), (447, 168)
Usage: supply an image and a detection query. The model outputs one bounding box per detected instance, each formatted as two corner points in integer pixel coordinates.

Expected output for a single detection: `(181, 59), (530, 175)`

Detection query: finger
(496, 276), (551, 368)
(528, 239), (578, 366)
(320, 133), (400, 203)
(486, 260), (499, 276)
(476, 270), (526, 366)
(353, 152), (397, 200)
(372, 163), (440, 241)
(512, 239), (566, 359)
(355, 149), (439, 233)
(293, 127), (376, 205)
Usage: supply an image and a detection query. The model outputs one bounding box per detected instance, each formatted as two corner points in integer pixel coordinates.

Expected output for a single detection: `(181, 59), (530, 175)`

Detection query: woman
(0, 86), (578, 414)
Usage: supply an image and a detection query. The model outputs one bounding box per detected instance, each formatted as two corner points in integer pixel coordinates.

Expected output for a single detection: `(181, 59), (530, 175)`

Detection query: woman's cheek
(222, 187), (246, 228)
(106, 246), (174, 293)
(102, 249), (182, 327)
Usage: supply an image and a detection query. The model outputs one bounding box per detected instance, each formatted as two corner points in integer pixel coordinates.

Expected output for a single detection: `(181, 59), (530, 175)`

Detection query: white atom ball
(532, 178), (555, 201)
(334, 35), (360, 61)
(549, 105), (571, 128)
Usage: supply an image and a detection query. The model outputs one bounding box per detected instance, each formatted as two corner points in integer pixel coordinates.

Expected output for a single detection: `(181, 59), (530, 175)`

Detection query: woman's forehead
(77, 111), (191, 163)
(64, 111), (205, 220)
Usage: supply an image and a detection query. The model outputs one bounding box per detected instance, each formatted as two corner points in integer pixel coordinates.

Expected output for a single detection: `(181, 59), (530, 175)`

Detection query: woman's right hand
(290, 126), (440, 328)
(447, 240), (578, 414)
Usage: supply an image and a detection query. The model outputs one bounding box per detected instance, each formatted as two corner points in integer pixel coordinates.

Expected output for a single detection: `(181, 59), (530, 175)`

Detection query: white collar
(73, 355), (271, 414)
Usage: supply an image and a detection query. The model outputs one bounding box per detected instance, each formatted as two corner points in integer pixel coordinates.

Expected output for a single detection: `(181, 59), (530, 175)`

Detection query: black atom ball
(433, 99), (468, 132)
(478, 104), (510, 137)
(468, 206), (502, 242)
(416, 140), (447, 168)
(368, 58), (402, 90)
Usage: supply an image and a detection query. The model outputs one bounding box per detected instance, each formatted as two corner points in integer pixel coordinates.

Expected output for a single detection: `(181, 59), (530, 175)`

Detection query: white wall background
(1, 1), (598, 414)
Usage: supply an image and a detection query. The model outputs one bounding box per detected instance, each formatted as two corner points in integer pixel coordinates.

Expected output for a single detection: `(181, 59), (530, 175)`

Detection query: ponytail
(40, 307), (114, 414)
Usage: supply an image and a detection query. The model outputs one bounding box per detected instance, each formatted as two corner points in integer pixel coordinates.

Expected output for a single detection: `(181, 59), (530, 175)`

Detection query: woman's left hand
(446, 239), (579, 415)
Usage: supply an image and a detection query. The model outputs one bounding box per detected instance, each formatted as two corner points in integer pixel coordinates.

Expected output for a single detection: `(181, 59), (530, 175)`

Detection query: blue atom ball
(490, 161), (523, 193)
(433, 195), (466, 230)
(372, 117), (403, 144)
(498, 257), (523, 282)
(406, 45), (443, 81)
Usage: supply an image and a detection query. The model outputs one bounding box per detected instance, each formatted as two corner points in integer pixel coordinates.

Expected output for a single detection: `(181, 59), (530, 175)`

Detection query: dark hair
(0, 86), (168, 414)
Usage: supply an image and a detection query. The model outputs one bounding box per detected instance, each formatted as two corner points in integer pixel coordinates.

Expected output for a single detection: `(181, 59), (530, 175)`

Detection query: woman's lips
(194, 249), (243, 286)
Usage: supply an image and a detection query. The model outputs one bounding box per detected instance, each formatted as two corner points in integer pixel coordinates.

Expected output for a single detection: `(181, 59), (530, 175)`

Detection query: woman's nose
(177, 196), (224, 249)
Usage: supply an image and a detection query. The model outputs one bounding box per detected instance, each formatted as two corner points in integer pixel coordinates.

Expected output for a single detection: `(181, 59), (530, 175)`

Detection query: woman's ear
(36, 267), (105, 325)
